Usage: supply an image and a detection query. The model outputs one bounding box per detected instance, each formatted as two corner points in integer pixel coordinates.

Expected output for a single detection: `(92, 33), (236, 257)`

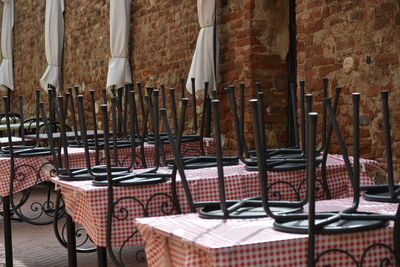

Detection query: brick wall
(297, 0), (400, 178)
(4, 0), (290, 153)
(220, 0), (290, 151)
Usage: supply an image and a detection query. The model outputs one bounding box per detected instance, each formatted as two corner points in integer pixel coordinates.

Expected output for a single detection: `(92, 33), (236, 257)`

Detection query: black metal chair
(226, 85), (308, 172)
(164, 91), (238, 170)
(92, 90), (171, 186)
(0, 90), (53, 157)
(1, 96), (16, 267)
(363, 91), (400, 202)
(254, 79), (329, 160)
(360, 91), (400, 264)
(229, 80), (336, 171)
(227, 83), (339, 199)
(161, 99), (302, 219)
(146, 82), (202, 145)
(0, 95), (61, 227)
(41, 95), (94, 181)
(67, 95), (132, 182)
(305, 94), (399, 267)
(267, 94), (389, 236)
(35, 99), (99, 255)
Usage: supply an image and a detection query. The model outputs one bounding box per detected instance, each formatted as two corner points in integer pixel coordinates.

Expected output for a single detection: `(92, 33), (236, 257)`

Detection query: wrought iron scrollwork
(108, 191), (176, 266)
(8, 161), (62, 225)
(145, 193), (175, 217)
(267, 176), (326, 202)
(315, 242), (396, 267)
(53, 190), (97, 253)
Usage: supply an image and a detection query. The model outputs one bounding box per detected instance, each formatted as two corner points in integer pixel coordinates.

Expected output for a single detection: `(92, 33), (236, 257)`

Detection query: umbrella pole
(205, 0), (218, 137)
(7, 87), (11, 113)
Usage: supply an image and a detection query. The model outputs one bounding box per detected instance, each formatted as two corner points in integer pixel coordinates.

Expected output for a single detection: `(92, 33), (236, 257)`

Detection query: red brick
(375, 2), (396, 17)
(350, 10), (364, 20)
(375, 53), (399, 66)
(374, 16), (391, 30)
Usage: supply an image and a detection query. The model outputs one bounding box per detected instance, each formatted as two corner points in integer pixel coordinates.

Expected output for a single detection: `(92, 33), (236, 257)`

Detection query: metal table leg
(66, 213), (77, 267)
(97, 246), (107, 267)
(2, 196), (13, 267)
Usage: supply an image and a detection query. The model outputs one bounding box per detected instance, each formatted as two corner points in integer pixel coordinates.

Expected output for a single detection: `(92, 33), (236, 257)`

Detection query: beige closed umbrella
(186, 0), (218, 94)
(0, 0), (14, 91)
(40, 0), (65, 91)
(106, 0), (132, 88)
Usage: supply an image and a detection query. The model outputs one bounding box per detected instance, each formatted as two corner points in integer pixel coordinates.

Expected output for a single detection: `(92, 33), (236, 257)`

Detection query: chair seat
(363, 184), (400, 203)
(1, 146), (53, 157)
(68, 138), (141, 149)
(147, 133), (201, 144)
(58, 166), (131, 181)
(273, 212), (389, 234)
(167, 156), (239, 170)
(92, 170), (171, 186)
(58, 168), (93, 181)
(198, 200), (302, 219)
(245, 158), (323, 172)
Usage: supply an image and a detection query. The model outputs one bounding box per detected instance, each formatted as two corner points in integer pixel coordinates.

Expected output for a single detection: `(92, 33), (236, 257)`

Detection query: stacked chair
(360, 91), (400, 265)
(3, 91), (62, 226)
(249, 92), (398, 266)
(251, 93), (389, 233)
(226, 83), (308, 171)
(43, 87), (171, 186)
(99, 89), (183, 266)
(1, 90), (53, 156)
(0, 88), (67, 266)
(158, 80), (338, 219)
(163, 80), (238, 170)
(161, 99), (303, 219)
(225, 81), (339, 200)
(42, 87), (177, 263)
(159, 84), (399, 265)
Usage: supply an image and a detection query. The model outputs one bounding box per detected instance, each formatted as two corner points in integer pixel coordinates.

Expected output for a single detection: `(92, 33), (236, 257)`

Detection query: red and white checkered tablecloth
(0, 147), (93, 197)
(136, 198), (397, 267)
(51, 155), (379, 248)
(100, 138), (215, 168)
(0, 138), (213, 197)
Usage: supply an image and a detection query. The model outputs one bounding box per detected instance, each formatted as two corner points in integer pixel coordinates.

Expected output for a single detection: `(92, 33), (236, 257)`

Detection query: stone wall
(5, 0), (290, 153)
(296, 0), (400, 178)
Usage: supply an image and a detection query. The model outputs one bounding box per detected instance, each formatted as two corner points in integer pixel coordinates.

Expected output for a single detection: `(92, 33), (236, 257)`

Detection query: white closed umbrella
(40, 0), (64, 91)
(186, 0), (218, 94)
(106, 0), (132, 88)
(0, 0), (14, 90)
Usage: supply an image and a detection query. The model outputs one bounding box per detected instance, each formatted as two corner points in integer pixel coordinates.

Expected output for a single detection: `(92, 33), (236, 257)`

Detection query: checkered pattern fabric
(0, 138), (215, 197)
(100, 138), (215, 168)
(136, 198), (397, 267)
(51, 155), (379, 248)
(0, 147), (93, 197)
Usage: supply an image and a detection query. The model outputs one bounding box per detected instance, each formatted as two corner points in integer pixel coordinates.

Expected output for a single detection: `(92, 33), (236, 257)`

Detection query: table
(0, 147), (92, 197)
(136, 198), (397, 267)
(50, 155), (379, 248)
(0, 147), (95, 267)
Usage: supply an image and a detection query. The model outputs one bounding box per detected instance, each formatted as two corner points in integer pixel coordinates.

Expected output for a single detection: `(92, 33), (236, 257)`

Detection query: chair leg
(393, 205), (400, 267)
(97, 246), (107, 267)
(2, 196), (13, 267)
(66, 213), (77, 267)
